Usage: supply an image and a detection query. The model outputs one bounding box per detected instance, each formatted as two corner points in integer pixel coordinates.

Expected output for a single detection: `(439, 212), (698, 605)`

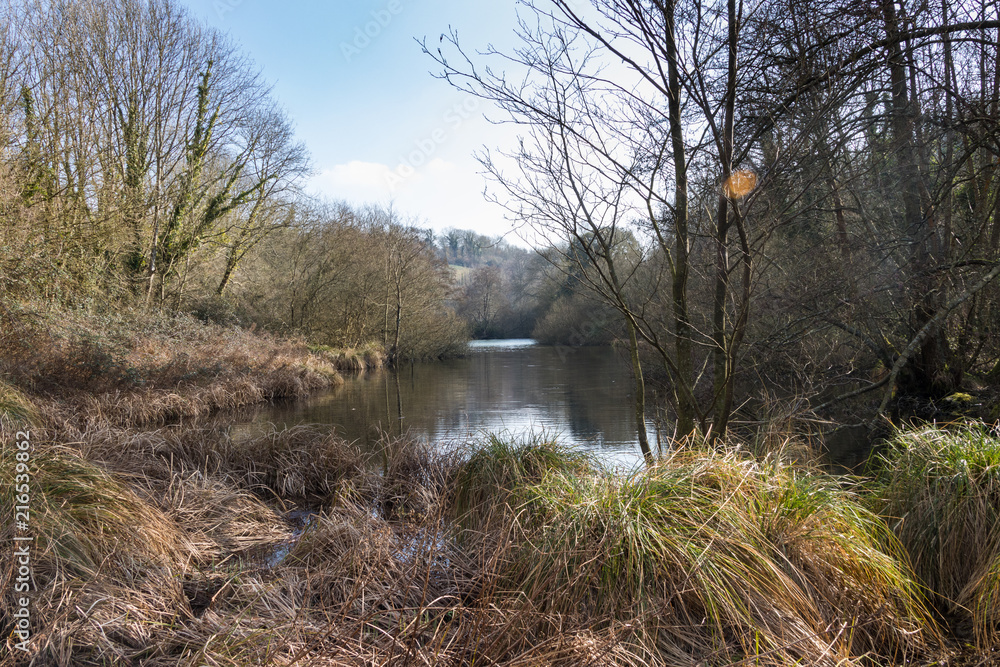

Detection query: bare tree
(426, 0), (771, 447)
(5, 0), (306, 302)
(428, 0), (1000, 440)
(214, 103), (310, 296)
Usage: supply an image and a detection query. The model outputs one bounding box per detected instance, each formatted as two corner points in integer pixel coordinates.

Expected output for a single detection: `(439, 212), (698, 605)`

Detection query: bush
(531, 293), (620, 346)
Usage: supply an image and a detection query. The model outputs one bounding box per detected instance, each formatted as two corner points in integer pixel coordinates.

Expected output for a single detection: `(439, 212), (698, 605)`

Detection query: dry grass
(0, 306), (965, 665)
(285, 502), (453, 619)
(67, 422), (370, 502)
(450, 438), (939, 665)
(0, 379), (41, 430)
(129, 466), (293, 563)
(378, 432), (456, 521)
(47, 360), (340, 429)
(0, 424), (955, 666)
(311, 342), (387, 373)
(0, 304), (344, 429)
(0, 442), (194, 586)
(871, 424), (1000, 648)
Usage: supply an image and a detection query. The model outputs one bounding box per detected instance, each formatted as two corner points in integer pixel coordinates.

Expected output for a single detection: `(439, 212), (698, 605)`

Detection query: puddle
(260, 508), (318, 568)
(258, 503), (456, 571)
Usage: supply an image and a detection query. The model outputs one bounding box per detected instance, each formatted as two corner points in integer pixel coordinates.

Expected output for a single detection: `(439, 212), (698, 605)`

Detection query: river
(252, 339), (651, 469)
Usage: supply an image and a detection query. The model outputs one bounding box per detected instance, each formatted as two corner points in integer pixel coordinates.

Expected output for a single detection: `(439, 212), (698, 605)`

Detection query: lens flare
(723, 170), (757, 199)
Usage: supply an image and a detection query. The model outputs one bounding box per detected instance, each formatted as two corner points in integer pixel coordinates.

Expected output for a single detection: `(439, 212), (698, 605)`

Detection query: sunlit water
(251, 340), (652, 470)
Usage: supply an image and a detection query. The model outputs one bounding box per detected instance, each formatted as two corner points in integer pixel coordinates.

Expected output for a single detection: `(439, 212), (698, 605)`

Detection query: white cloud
(311, 161), (392, 196)
(308, 157), (517, 241)
(425, 157), (456, 174)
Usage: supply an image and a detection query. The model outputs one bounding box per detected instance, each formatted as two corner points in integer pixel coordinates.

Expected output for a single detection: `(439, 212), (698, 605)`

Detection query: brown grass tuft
(73, 422), (369, 502)
(0, 444), (194, 586)
(129, 467), (293, 563)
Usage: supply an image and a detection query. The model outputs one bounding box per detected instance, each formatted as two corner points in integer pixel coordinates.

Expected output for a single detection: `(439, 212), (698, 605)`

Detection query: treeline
(430, 0), (1000, 448)
(440, 230), (620, 342)
(1, 0), (307, 303)
(220, 203), (466, 359)
(0, 0), (462, 359)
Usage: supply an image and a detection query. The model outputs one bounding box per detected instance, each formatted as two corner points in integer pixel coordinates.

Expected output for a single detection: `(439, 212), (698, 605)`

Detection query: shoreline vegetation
(1, 310), (997, 666)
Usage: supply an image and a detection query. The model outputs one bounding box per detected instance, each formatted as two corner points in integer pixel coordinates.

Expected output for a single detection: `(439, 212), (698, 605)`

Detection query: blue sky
(178, 0), (524, 239)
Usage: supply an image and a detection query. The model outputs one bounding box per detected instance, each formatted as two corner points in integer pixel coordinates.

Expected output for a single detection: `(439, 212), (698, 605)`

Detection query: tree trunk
(216, 248), (238, 296)
(710, 0), (739, 440)
(664, 0), (696, 437)
(627, 319), (653, 464)
(881, 0), (956, 397)
(392, 289), (402, 361)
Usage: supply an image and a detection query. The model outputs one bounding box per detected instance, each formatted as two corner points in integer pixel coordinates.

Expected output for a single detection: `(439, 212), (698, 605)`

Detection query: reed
(871, 423), (1000, 646)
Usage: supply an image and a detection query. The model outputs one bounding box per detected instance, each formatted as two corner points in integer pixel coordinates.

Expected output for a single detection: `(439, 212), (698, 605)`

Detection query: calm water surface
(253, 340), (650, 469)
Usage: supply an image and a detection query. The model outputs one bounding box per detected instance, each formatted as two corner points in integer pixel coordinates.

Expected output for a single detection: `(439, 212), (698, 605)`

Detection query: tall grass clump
(451, 432), (594, 532)
(0, 443), (196, 662)
(0, 379), (40, 429)
(481, 444), (935, 665)
(871, 424), (1000, 646)
(0, 445), (192, 585)
(310, 341), (386, 372)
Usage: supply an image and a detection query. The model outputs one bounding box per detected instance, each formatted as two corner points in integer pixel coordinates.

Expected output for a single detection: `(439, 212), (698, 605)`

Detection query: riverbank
(1, 311), (997, 665)
(4, 420), (993, 665)
(0, 304), (360, 430)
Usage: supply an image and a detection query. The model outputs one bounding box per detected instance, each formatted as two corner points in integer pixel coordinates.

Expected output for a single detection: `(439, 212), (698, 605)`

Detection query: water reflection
(256, 341), (648, 468)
